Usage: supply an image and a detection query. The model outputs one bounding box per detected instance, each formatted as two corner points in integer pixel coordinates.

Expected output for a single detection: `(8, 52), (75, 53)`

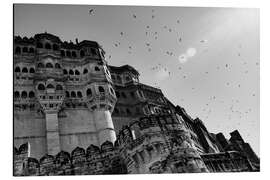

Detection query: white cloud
(178, 47), (197, 64)
(186, 47), (197, 57)
(155, 68), (170, 81)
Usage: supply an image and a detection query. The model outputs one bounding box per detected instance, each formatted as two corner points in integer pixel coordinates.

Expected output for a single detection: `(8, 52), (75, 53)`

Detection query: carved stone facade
(13, 33), (259, 175)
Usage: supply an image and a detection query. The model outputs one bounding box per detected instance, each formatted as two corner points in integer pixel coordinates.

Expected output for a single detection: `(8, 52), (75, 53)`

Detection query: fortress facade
(13, 33), (259, 175)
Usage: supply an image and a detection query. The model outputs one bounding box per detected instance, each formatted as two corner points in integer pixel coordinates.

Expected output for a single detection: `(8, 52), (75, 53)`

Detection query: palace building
(13, 33), (259, 175)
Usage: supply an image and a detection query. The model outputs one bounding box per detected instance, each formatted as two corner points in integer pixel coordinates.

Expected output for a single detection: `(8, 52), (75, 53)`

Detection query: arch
(22, 47), (28, 53)
(61, 50), (65, 56)
(65, 91), (70, 98)
(63, 69), (68, 74)
(14, 91), (20, 98)
(29, 91), (35, 98)
(98, 86), (105, 93)
(83, 68), (88, 74)
(46, 84), (54, 89)
(15, 67), (20, 73)
(69, 69), (74, 75)
(86, 88), (92, 97)
(56, 84), (63, 91)
(94, 66), (100, 71)
(55, 63), (61, 69)
(29, 47), (34, 53)
(37, 42), (43, 48)
(75, 70), (80, 75)
(21, 91), (27, 99)
(77, 91), (82, 98)
(22, 67), (28, 73)
(66, 51), (71, 57)
(71, 91), (76, 98)
(52, 44), (59, 51)
(15, 47), (21, 54)
(45, 63), (53, 68)
(45, 43), (51, 49)
(72, 51), (77, 58)
(29, 68), (35, 73)
(37, 84), (45, 90)
(37, 63), (44, 68)
(80, 50), (85, 57)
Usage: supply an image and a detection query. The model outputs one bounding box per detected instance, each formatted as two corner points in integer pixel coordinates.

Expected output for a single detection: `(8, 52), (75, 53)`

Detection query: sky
(14, 4), (260, 155)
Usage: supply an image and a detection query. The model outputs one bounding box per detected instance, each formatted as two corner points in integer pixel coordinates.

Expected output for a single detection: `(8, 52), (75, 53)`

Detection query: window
(77, 91), (82, 98)
(91, 48), (97, 55)
(55, 63), (61, 69)
(22, 67), (28, 73)
(45, 43), (51, 49)
(121, 92), (127, 98)
(80, 50), (85, 57)
(61, 50), (65, 56)
(15, 47), (21, 54)
(69, 69), (74, 75)
(114, 108), (119, 114)
(98, 86), (105, 93)
(65, 91), (70, 98)
(94, 66), (100, 71)
(71, 91), (76, 98)
(37, 84), (45, 90)
(22, 47), (28, 53)
(72, 51), (77, 58)
(15, 67), (20, 73)
(47, 84), (54, 89)
(63, 69), (67, 74)
(14, 91), (20, 98)
(83, 68), (88, 74)
(86, 88), (92, 97)
(21, 91), (27, 99)
(66, 51), (71, 57)
(125, 75), (131, 81)
(37, 42), (43, 48)
(45, 63), (53, 68)
(75, 70), (80, 75)
(52, 44), (59, 51)
(117, 75), (121, 81)
(115, 91), (120, 98)
(111, 75), (115, 80)
(29, 48), (34, 53)
(29, 68), (35, 73)
(56, 84), (63, 91)
(130, 92), (135, 98)
(37, 63), (44, 68)
(29, 91), (35, 98)
(126, 108), (131, 115)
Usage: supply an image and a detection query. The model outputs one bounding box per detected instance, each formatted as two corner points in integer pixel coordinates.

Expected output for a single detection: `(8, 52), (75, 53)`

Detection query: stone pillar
(94, 109), (116, 145)
(45, 112), (60, 155)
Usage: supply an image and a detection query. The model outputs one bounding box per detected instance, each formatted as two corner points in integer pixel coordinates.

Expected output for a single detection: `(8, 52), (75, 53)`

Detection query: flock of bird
(88, 7), (259, 126)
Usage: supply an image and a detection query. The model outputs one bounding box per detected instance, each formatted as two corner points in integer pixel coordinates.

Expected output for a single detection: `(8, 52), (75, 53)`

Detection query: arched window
(37, 63), (44, 68)
(69, 69), (74, 75)
(15, 47), (21, 54)
(21, 91), (27, 99)
(61, 50), (65, 56)
(80, 50), (85, 58)
(98, 86), (105, 93)
(117, 75), (121, 81)
(72, 51), (77, 58)
(65, 91), (70, 98)
(45, 43), (51, 49)
(77, 91), (82, 98)
(66, 51), (71, 57)
(71, 91), (76, 98)
(29, 68), (35, 73)
(52, 44), (59, 50)
(22, 47), (28, 53)
(55, 63), (61, 69)
(46, 84), (54, 89)
(29, 91), (35, 98)
(56, 84), (63, 91)
(29, 47), (34, 53)
(75, 70), (80, 75)
(91, 48), (97, 55)
(125, 75), (131, 81)
(94, 66), (100, 71)
(63, 69), (67, 74)
(121, 92), (127, 98)
(37, 42), (43, 48)
(45, 63), (53, 68)
(86, 88), (92, 97)
(83, 68), (88, 74)
(15, 67), (20, 73)
(14, 91), (20, 98)
(37, 84), (45, 90)
(22, 67), (28, 73)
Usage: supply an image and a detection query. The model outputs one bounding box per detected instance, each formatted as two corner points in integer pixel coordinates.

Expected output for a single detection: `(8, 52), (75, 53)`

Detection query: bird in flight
(89, 9), (94, 15)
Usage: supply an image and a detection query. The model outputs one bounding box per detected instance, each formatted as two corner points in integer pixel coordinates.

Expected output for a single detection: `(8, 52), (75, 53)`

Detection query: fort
(13, 33), (259, 175)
